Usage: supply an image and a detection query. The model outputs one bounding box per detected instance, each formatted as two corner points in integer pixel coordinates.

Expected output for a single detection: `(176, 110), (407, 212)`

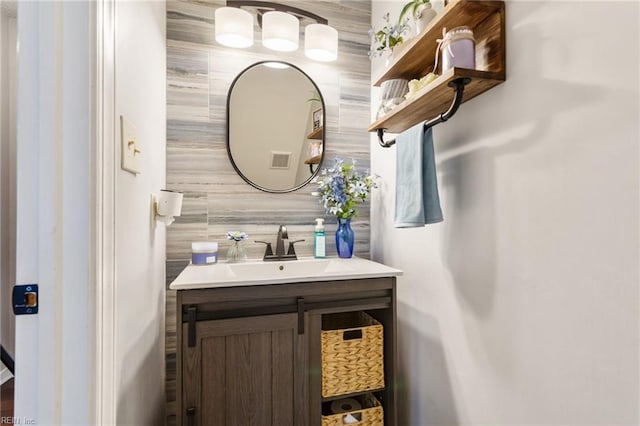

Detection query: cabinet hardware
(181, 297), (392, 324)
(343, 329), (363, 340)
(297, 297), (305, 334)
(187, 306), (197, 347)
(186, 406), (196, 426)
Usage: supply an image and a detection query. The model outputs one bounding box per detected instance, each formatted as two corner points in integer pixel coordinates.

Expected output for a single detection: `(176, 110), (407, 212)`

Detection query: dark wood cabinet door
(182, 313), (307, 426)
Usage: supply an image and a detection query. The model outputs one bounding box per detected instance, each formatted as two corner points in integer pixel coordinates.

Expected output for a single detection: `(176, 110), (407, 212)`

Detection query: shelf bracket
(377, 77), (471, 148)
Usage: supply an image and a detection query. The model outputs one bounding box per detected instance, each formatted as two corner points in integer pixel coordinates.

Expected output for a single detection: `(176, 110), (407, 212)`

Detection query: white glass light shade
(262, 11), (299, 52)
(215, 7), (254, 48)
(305, 24), (338, 62)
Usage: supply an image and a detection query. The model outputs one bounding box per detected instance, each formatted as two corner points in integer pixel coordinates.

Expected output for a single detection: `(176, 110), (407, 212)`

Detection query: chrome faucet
(256, 225), (304, 261)
(275, 225), (288, 257)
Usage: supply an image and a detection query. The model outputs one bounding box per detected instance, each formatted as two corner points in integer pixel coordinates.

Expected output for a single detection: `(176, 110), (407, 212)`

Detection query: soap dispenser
(313, 218), (326, 258)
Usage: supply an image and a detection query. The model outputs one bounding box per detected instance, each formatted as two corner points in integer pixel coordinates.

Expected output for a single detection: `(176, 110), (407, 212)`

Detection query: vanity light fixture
(215, 7), (254, 48)
(217, 1), (339, 62)
(262, 10), (299, 52)
(305, 23), (338, 62)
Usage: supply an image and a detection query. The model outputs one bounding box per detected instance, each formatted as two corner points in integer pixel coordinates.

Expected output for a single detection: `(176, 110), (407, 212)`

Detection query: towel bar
(377, 77), (471, 148)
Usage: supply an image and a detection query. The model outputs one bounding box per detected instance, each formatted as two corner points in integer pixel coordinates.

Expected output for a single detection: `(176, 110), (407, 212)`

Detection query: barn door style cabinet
(175, 276), (399, 426)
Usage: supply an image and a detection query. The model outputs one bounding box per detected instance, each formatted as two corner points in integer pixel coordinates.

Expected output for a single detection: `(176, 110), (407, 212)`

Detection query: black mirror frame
(226, 60), (326, 193)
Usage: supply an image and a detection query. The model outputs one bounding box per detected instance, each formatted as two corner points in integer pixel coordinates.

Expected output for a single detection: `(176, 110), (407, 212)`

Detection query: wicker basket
(321, 312), (384, 398)
(321, 394), (384, 426)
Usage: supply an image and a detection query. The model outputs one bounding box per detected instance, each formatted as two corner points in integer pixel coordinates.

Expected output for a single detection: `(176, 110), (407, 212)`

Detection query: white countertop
(169, 256), (402, 290)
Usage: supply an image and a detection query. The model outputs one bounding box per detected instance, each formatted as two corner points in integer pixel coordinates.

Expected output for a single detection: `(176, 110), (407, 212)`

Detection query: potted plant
(368, 12), (410, 59)
(398, 0), (437, 35)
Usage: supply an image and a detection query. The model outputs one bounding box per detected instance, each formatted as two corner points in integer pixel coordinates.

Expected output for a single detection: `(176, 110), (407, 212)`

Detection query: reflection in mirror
(227, 61), (325, 193)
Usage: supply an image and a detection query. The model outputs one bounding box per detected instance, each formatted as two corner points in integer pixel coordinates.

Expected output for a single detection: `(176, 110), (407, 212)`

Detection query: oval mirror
(227, 61), (325, 193)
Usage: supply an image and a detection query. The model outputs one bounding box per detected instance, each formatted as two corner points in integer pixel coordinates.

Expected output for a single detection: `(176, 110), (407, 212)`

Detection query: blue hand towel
(394, 124), (443, 227)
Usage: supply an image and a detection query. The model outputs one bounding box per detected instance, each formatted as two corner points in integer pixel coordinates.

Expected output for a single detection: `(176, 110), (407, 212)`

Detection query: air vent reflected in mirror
(270, 151), (291, 169)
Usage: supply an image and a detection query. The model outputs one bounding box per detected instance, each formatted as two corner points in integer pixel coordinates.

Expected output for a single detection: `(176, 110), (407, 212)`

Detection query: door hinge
(187, 306), (197, 347)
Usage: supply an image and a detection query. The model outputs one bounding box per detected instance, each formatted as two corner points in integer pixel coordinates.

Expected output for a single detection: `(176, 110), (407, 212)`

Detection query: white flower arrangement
(314, 158), (378, 219)
(226, 231), (248, 242)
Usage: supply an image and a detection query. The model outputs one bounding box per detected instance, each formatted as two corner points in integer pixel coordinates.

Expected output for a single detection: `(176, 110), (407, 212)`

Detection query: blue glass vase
(335, 218), (354, 258)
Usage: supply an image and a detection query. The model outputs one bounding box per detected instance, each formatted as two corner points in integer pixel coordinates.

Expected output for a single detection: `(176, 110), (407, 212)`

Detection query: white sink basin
(170, 256), (402, 290)
(229, 258), (356, 280)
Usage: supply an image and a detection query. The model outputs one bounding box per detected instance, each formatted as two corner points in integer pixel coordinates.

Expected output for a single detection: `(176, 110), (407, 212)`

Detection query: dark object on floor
(0, 378), (14, 419)
(1, 346), (14, 375)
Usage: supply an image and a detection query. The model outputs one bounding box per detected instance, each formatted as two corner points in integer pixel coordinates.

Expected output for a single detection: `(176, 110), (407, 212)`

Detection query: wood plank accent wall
(165, 1), (372, 423)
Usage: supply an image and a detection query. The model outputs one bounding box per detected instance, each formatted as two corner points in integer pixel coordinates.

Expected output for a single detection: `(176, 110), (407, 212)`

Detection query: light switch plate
(121, 115), (141, 174)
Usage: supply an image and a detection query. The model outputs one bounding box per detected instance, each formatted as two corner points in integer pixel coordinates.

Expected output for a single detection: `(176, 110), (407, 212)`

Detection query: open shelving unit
(304, 153), (322, 165)
(369, 68), (503, 133)
(304, 153), (322, 173)
(369, 0), (505, 140)
(305, 127), (323, 172)
(312, 304), (397, 425)
(307, 127), (323, 140)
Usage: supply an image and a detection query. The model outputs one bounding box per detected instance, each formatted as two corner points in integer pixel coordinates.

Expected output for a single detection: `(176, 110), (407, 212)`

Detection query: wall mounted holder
(152, 190), (183, 226)
(227, 0), (328, 26)
(377, 78), (469, 148)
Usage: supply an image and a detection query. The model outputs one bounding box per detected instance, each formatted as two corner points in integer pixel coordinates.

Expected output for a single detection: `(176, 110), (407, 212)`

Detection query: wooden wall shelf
(307, 127), (323, 140)
(373, 0), (505, 86)
(304, 154), (322, 165)
(368, 68), (503, 133)
(370, 0), (505, 138)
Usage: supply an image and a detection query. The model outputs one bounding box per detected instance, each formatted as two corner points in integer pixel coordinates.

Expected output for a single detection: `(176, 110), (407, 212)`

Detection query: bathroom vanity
(171, 257), (402, 426)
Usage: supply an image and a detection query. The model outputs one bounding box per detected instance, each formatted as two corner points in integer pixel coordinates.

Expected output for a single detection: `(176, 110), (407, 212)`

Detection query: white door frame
(93, 0), (117, 424)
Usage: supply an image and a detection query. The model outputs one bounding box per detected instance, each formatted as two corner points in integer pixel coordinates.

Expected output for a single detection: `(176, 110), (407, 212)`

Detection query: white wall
(114, 1), (166, 425)
(371, 1), (639, 424)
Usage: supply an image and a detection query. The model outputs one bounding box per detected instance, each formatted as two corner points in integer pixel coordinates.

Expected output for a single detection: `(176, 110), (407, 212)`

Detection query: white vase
(415, 3), (437, 34)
